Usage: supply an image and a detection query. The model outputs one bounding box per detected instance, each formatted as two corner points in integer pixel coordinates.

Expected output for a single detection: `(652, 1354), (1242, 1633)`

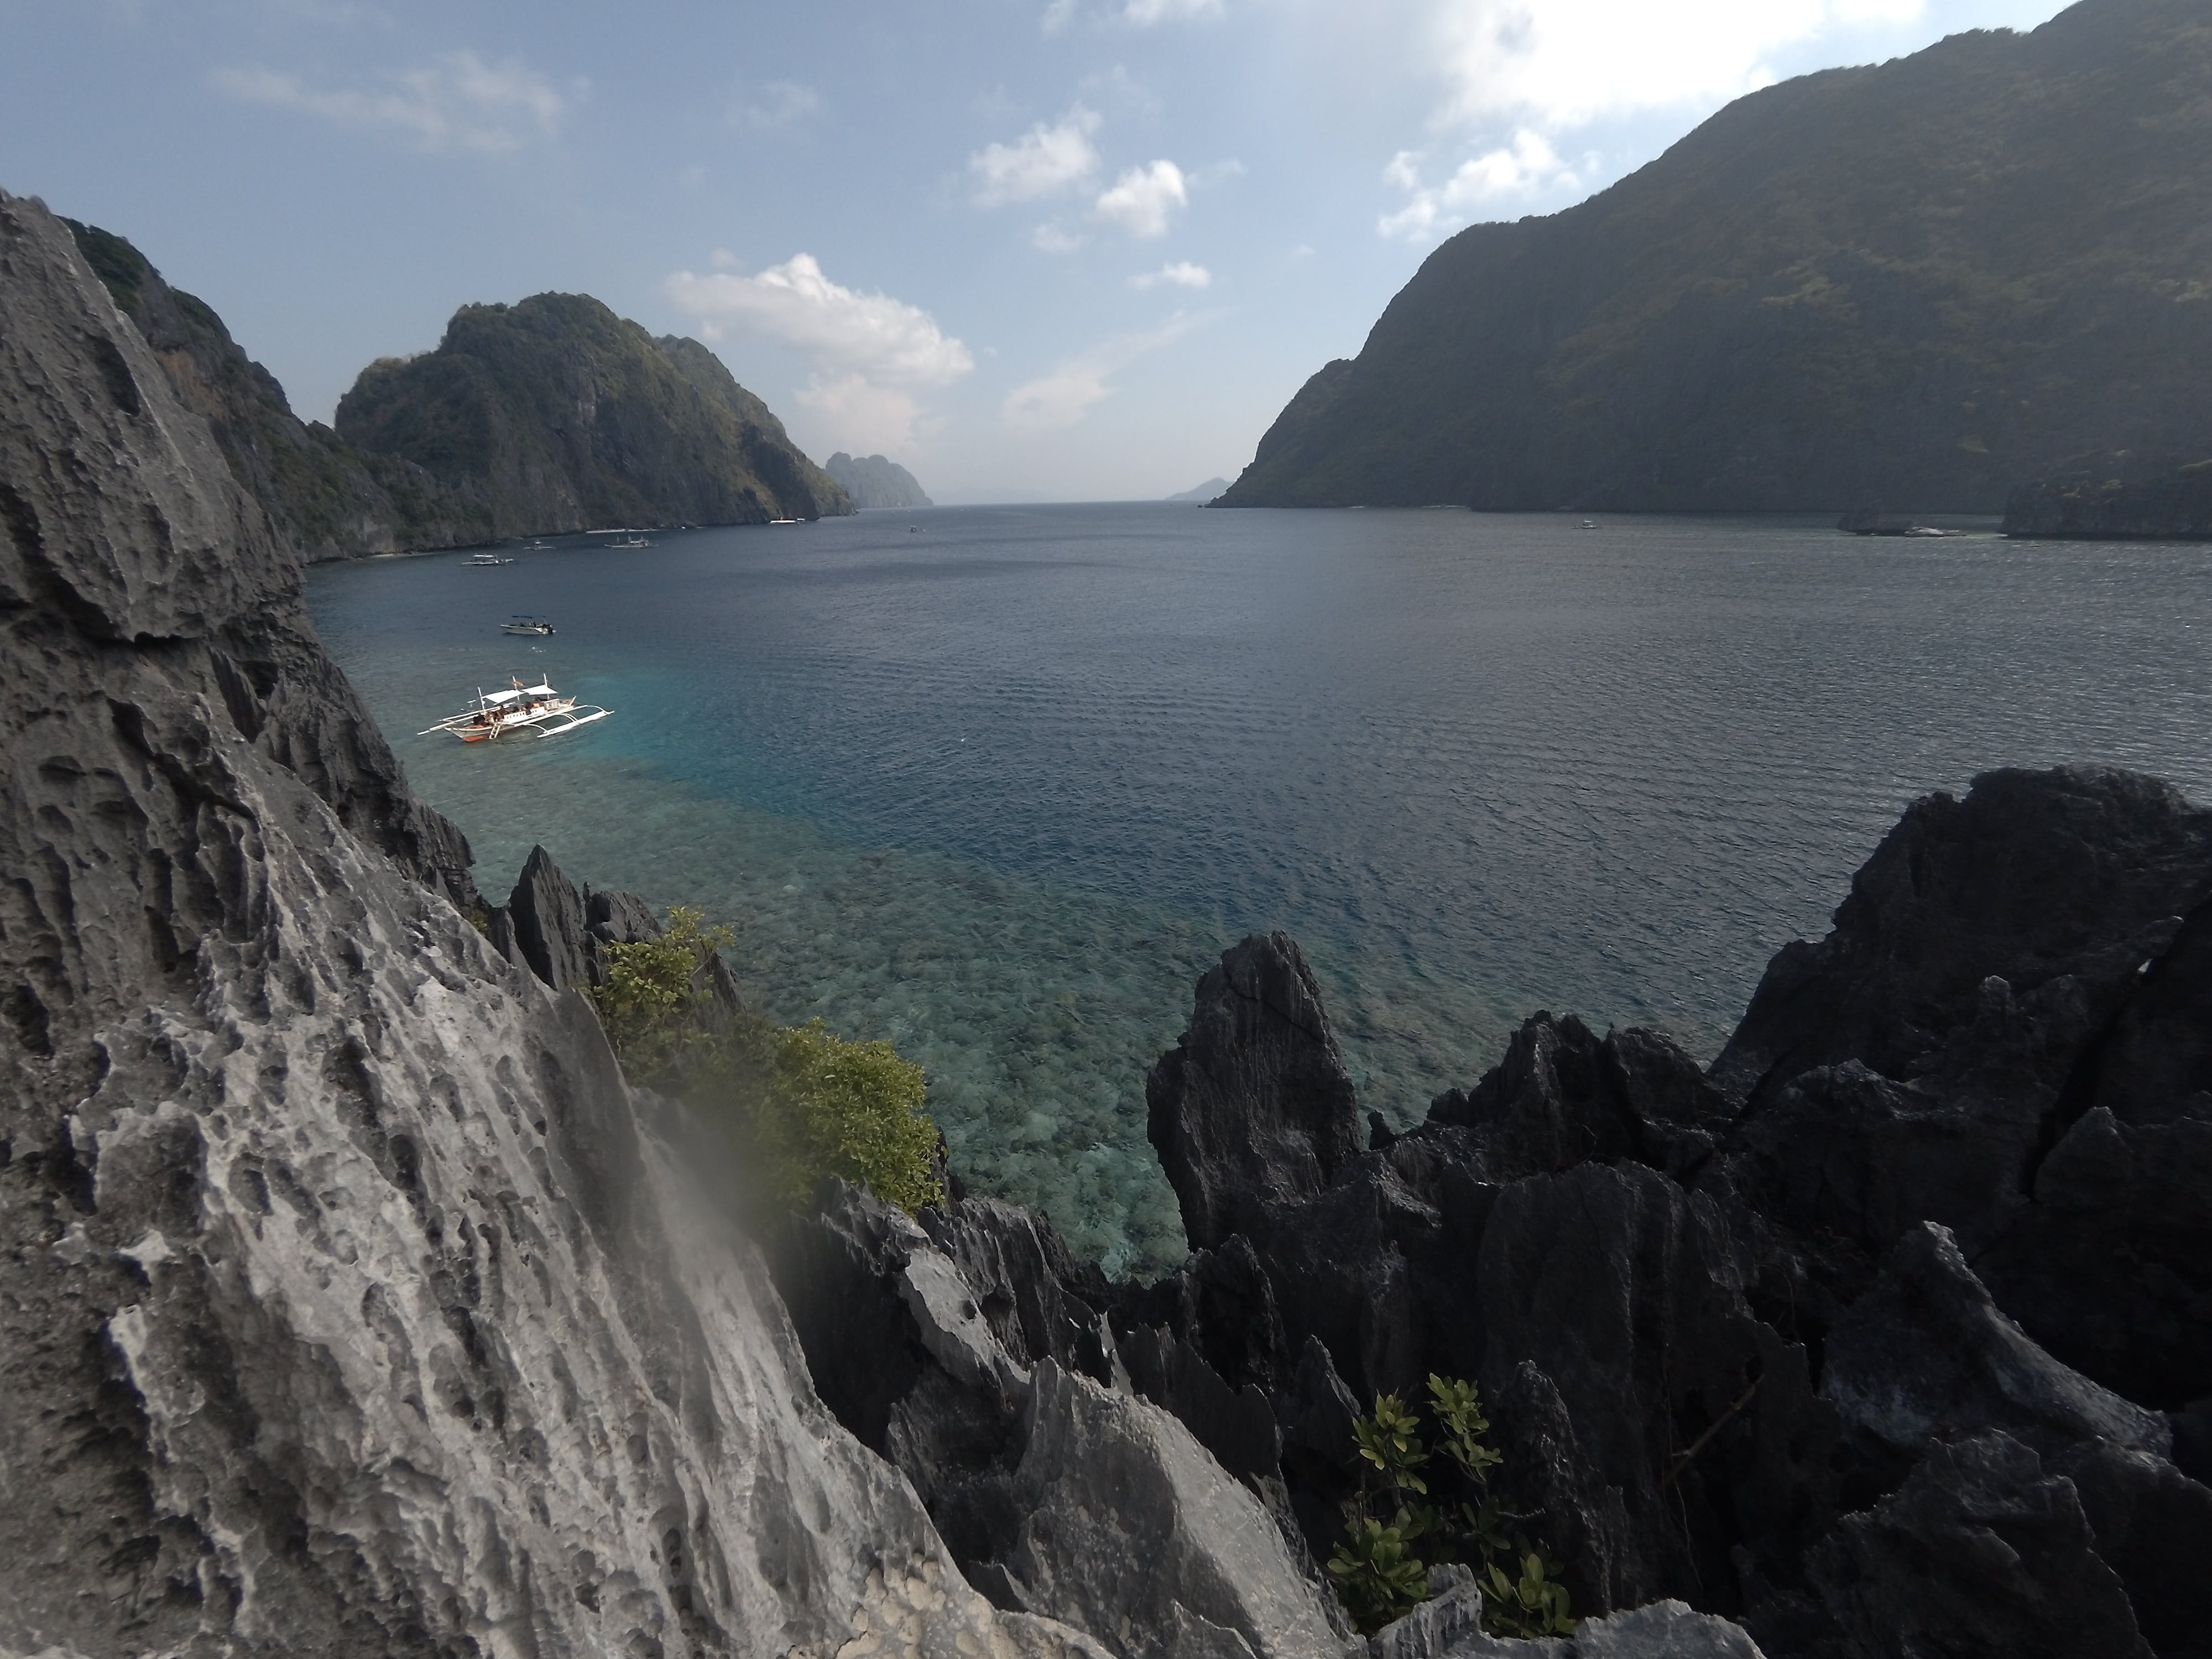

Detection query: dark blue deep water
(306, 504), (2212, 1272)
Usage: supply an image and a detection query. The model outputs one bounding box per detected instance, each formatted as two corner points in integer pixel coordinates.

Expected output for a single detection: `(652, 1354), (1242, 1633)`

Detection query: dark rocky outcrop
(1148, 932), (1366, 1251)
(0, 185), (1104, 1659)
(1219, 0), (2212, 514)
(772, 761), (2212, 1659)
(2005, 453), (2212, 540)
(336, 293), (852, 537)
(827, 450), (933, 509)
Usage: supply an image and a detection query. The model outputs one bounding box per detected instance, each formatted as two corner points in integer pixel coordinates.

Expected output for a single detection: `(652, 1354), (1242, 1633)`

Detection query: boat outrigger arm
(418, 679), (613, 742)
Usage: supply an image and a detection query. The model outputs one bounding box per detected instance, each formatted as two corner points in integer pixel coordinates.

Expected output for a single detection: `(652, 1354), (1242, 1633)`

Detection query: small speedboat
(417, 678), (610, 743)
(464, 551), (515, 567)
(502, 616), (555, 636)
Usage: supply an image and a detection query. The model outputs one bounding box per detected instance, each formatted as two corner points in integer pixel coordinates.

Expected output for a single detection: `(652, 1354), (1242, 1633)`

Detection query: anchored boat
(464, 551), (515, 566)
(418, 678), (610, 743)
(502, 615), (556, 635)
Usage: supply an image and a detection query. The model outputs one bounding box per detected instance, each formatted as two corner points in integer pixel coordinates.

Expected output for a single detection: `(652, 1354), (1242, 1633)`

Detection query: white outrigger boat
(464, 551), (515, 566)
(418, 679), (610, 743)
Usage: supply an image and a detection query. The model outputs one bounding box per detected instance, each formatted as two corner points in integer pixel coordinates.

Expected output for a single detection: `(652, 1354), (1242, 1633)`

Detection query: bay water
(306, 504), (2212, 1275)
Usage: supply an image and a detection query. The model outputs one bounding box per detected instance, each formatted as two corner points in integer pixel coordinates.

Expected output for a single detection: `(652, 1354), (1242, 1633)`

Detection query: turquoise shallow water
(307, 504), (2212, 1275)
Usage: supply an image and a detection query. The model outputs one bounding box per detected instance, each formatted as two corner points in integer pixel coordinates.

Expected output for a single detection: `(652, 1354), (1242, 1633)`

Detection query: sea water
(306, 504), (2212, 1275)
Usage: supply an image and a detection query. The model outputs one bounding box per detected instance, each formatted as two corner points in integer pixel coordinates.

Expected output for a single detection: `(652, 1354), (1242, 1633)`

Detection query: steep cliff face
(826, 452), (932, 510)
(0, 187), (1092, 1659)
(1222, 0), (2212, 514)
(60, 220), (478, 561)
(336, 294), (852, 535)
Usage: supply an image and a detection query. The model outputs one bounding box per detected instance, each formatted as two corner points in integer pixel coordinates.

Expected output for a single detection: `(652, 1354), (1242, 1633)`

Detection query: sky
(2, 0), (2074, 502)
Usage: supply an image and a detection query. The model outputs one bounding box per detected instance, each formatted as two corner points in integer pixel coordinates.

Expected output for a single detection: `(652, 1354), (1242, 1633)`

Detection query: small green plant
(1354, 1394), (1431, 1497)
(1332, 1376), (1577, 1639)
(1327, 1516), (1430, 1632)
(1483, 1553), (1578, 1639)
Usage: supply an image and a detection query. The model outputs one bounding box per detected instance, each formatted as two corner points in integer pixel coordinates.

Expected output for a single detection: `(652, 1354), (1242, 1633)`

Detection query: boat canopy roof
(481, 682), (557, 705)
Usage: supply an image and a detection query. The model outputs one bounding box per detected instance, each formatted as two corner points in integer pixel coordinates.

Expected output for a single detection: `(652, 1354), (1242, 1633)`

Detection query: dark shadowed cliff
(336, 293), (852, 536)
(2005, 451), (2212, 538)
(1221, 0), (2212, 514)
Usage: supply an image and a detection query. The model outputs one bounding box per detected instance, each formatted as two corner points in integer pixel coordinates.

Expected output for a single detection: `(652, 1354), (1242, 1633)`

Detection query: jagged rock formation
(0, 186), (1101, 1659)
(335, 293), (852, 538)
(60, 219), (479, 562)
(826, 452), (932, 510)
(2004, 452), (2212, 539)
(1220, 0), (2212, 514)
(774, 766), (2212, 1659)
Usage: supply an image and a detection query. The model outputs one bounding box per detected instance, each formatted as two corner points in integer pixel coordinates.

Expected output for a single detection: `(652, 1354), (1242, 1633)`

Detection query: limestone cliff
(1221, 0), (2212, 514)
(0, 186), (1090, 1659)
(826, 452), (932, 510)
(336, 293), (853, 536)
(2004, 452), (2212, 539)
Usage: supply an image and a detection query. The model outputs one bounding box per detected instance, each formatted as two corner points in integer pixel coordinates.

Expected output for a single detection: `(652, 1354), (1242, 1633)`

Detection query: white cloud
(1032, 223), (1087, 254)
(668, 254), (973, 458)
(1426, 0), (1926, 134)
(796, 374), (928, 455)
(1041, 0), (1079, 33)
(1003, 313), (1203, 432)
(1093, 160), (1187, 237)
(211, 51), (572, 152)
(971, 106), (1102, 205)
(665, 254), (973, 387)
(1131, 261), (1211, 289)
(1124, 0), (1224, 22)
(742, 80), (820, 129)
(1378, 130), (1584, 238)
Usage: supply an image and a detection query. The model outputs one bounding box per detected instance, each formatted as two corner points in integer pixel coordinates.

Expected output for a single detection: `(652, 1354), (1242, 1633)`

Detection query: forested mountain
(825, 451), (932, 509)
(1220, 0), (2212, 514)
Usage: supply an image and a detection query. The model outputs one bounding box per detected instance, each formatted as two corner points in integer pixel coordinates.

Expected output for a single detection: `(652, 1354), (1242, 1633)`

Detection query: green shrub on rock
(591, 907), (943, 1214)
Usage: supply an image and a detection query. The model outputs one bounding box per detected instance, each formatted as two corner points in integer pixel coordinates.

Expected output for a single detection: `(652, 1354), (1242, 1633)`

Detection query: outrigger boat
(501, 615), (556, 635)
(418, 679), (610, 743)
(600, 529), (654, 549)
(464, 551), (515, 566)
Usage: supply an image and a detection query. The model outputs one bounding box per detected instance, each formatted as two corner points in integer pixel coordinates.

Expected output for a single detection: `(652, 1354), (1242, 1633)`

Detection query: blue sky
(4, 0), (2071, 502)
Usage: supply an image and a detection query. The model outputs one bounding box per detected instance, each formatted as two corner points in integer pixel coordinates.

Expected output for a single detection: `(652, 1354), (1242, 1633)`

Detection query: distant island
(64, 221), (849, 561)
(1219, 0), (2212, 516)
(1166, 477), (1228, 503)
(826, 452), (932, 509)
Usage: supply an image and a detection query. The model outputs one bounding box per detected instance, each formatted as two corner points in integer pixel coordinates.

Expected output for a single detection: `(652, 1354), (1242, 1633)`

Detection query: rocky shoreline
(5, 182), (2210, 1659)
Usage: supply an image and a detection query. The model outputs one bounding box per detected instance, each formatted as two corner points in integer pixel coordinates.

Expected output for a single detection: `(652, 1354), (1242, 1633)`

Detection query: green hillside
(1221, 0), (2212, 514)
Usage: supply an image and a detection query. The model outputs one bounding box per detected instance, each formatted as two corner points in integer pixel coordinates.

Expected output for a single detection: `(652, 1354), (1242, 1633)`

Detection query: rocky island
(1217, 0), (2212, 516)
(61, 220), (849, 564)
(826, 452), (933, 510)
(4, 182), (2208, 1659)
(2005, 453), (2212, 540)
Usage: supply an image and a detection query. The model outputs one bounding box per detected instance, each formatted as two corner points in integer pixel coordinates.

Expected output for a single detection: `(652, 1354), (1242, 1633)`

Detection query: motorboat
(417, 678), (610, 743)
(519, 539), (555, 552)
(769, 517), (801, 526)
(502, 616), (556, 636)
(603, 531), (653, 549)
(464, 551), (515, 566)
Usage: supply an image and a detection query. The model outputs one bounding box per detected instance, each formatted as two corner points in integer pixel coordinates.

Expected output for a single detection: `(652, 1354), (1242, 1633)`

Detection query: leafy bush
(591, 908), (943, 1214)
(1327, 1375), (1577, 1639)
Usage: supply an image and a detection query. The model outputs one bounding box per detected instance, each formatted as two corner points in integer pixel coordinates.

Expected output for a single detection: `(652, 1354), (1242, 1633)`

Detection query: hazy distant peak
(1166, 477), (1228, 503)
(826, 451), (933, 509)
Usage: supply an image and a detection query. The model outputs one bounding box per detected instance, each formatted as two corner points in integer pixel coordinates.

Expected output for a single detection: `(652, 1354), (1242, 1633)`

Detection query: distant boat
(519, 539), (555, 552)
(502, 616), (555, 636)
(769, 517), (801, 526)
(602, 531), (653, 549)
(1580, 519), (1598, 529)
(464, 551), (514, 566)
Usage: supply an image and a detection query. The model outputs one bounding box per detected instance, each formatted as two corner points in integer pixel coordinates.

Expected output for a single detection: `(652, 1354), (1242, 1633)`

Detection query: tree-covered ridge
(825, 450), (933, 509)
(337, 292), (852, 534)
(1220, 0), (2212, 514)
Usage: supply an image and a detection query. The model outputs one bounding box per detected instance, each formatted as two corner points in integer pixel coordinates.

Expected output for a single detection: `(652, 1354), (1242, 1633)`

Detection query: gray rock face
(1149, 933), (1365, 1253)
(826, 451), (933, 510)
(0, 185), (1101, 1659)
(1822, 1223), (2171, 1462)
(1810, 1433), (2153, 1659)
(1370, 1595), (1763, 1659)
